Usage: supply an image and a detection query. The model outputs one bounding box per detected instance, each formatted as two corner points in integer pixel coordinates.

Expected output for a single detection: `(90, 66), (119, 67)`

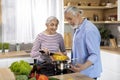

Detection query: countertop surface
(0, 51), (30, 58)
(0, 68), (93, 80)
(0, 68), (15, 80)
(101, 46), (120, 55)
(51, 72), (94, 80)
(0, 46), (120, 59)
(0, 47), (119, 80)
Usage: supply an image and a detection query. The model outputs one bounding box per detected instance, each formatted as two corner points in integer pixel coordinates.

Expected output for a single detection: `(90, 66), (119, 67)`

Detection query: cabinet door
(0, 59), (8, 68)
(100, 50), (120, 80)
(7, 57), (34, 67)
(0, 57), (34, 68)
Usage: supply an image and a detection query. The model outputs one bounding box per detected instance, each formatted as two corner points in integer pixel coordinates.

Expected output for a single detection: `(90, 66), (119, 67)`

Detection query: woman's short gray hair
(46, 16), (59, 25)
(64, 6), (83, 16)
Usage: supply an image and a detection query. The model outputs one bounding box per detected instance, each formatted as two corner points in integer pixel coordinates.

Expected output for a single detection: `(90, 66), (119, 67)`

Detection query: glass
(70, 58), (82, 67)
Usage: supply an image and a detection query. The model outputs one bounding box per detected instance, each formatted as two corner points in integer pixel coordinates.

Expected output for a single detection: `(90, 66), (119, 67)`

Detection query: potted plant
(3, 42), (10, 52)
(98, 26), (111, 46)
(0, 43), (3, 53)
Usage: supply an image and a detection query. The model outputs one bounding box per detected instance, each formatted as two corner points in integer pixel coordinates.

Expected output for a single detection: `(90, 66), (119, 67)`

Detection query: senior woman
(30, 16), (66, 64)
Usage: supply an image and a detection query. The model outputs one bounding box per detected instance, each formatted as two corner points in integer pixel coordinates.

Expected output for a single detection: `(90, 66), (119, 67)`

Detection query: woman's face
(46, 19), (58, 34)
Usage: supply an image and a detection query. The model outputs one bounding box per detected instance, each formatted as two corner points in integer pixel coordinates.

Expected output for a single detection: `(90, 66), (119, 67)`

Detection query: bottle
(93, 14), (99, 21)
(16, 43), (20, 51)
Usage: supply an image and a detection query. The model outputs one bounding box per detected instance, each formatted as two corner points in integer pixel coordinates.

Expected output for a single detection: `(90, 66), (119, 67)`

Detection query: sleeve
(30, 35), (42, 58)
(85, 30), (101, 64)
(59, 35), (66, 53)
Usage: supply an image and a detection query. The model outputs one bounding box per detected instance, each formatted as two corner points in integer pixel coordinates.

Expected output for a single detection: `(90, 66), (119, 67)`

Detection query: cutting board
(109, 38), (118, 48)
(64, 32), (72, 49)
(0, 68), (15, 80)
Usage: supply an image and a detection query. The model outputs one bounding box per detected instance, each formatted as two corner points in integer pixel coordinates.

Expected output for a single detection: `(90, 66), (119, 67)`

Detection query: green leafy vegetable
(16, 75), (28, 80)
(29, 77), (36, 80)
(9, 60), (32, 76)
(49, 77), (60, 80)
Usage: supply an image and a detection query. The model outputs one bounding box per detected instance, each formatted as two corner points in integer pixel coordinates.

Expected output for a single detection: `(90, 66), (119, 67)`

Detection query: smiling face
(46, 19), (58, 34)
(65, 12), (81, 29)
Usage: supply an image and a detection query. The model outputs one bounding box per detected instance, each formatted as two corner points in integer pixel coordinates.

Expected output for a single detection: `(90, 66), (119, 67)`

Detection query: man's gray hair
(64, 6), (83, 16)
(46, 16), (59, 25)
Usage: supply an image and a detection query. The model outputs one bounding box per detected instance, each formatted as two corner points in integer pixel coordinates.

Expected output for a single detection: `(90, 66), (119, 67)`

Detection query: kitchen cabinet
(99, 49), (120, 80)
(0, 57), (34, 68)
(0, 51), (34, 68)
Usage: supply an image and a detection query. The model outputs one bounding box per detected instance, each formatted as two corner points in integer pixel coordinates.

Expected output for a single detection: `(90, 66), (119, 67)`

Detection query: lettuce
(9, 60), (32, 76)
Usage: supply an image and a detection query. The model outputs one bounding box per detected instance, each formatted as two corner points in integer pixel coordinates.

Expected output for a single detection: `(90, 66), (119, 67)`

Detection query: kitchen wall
(107, 24), (120, 47)
(0, 25), (2, 42)
(64, 24), (74, 49)
(64, 23), (120, 47)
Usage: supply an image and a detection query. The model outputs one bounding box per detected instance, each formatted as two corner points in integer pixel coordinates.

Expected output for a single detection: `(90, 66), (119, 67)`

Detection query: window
(1, 0), (64, 43)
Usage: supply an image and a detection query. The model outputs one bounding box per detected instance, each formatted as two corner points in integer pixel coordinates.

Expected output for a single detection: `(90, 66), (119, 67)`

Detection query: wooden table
(0, 69), (94, 80)
(51, 72), (94, 80)
(0, 68), (15, 80)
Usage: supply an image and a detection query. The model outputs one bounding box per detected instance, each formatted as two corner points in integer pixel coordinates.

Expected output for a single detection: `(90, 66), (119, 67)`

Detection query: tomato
(30, 73), (35, 78)
(36, 73), (39, 80)
(38, 74), (49, 80)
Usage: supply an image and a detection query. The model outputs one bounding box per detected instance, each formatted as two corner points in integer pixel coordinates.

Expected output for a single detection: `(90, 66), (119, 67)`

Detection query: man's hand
(70, 63), (85, 72)
(70, 60), (93, 72)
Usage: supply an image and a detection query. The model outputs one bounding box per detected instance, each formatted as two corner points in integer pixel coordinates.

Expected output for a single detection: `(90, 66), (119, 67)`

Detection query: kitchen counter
(0, 46), (120, 59)
(0, 51), (30, 59)
(51, 72), (94, 80)
(0, 68), (15, 80)
(0, 68), (93, 80)
(101, 46), (120, 55)
(0, 51), (34, 68)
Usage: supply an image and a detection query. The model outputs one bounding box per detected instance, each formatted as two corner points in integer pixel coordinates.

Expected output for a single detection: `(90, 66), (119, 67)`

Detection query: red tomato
(38, 74), (49, 80)
(36, 73), (39, 80)
(30, 73), (35, 78)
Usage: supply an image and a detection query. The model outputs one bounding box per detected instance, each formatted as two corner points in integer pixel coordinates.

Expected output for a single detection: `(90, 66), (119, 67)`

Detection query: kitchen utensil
(39, 50), (54, 56)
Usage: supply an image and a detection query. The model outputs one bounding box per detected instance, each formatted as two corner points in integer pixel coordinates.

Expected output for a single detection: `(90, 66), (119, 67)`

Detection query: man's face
(65, 12), (79, 29)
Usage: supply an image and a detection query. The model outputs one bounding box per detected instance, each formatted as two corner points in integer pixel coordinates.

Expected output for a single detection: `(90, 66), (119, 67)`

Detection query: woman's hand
(41, 48), (50, 55)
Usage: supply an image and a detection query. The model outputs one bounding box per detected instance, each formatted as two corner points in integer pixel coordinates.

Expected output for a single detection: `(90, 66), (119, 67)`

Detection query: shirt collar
(76, 18), (87, 31)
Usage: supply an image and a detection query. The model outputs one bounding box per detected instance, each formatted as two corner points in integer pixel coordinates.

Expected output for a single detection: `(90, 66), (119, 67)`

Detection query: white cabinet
(0, 59), (8, 68)
(99, 50), (120, 80)
(0, 57), (34, 68)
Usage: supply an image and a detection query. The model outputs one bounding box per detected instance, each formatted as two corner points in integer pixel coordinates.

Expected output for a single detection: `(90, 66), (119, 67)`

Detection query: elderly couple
(30, 6), (102, 80)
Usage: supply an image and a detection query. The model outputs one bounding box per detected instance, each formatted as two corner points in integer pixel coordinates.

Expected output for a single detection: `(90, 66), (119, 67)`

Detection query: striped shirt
(30, 32), (66, 61)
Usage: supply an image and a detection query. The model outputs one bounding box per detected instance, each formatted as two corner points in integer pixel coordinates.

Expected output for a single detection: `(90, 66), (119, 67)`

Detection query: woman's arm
(30, 35), (41, 58)
(59, 35), (67, 55)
